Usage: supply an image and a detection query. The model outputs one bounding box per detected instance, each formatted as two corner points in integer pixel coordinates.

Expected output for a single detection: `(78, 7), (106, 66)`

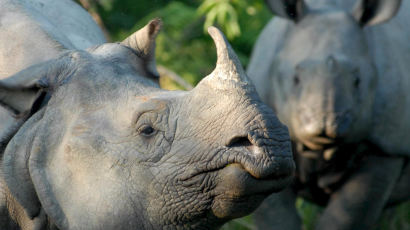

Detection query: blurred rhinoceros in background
(0, 0), (296, 229)
(247, 0), (410, 229)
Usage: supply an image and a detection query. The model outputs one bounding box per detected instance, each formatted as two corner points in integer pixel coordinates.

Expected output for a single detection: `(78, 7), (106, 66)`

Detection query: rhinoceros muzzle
(209, 132), (294, 219)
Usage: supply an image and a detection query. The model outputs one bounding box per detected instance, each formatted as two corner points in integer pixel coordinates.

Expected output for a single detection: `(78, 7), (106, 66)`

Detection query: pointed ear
(265, 0), (308, 22)
(121, 18), (162, 80)
(353, 0), (402, 26)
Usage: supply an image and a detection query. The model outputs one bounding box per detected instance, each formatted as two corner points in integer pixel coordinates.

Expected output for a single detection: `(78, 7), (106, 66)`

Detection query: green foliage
(198, 0), (241, 40)
(376, 202), (410, 230)
(91, 0), (270, 86)
(219, 201), (410, 230)
(296, 198), (323, 229)
(125, 2), (213, 85)
(220, 215), (255, 230)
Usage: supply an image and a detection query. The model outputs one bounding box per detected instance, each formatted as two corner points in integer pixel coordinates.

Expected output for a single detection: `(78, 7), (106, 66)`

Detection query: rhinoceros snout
(224, 118), (294, 181)
(296, 110), (354, 148)
(210, 127), (294, 219)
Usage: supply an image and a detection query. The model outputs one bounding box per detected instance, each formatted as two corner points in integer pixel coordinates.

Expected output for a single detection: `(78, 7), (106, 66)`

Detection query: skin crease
(0, 1), (295, 229)
(247, 0), (410, 229)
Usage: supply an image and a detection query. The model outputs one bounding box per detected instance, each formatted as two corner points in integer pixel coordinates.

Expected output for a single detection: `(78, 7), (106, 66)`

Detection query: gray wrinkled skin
(247, 0), (410, 229)
(0, 1), (295, 229)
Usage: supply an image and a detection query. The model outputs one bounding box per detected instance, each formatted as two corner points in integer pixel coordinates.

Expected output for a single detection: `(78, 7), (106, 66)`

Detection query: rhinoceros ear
(0, 64), (50, 118)
(121, 18), (162, 79)
(353, 0), (402, 26)
(265, 0), (308, 22)
(0, 54), (73, 118)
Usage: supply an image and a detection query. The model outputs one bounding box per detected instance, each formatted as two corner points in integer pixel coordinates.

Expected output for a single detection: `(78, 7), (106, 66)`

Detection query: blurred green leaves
(198, 0), (241, 39)
(86, 0), (271, 86)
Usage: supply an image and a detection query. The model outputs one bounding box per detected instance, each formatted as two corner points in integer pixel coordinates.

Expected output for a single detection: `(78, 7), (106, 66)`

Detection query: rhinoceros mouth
(215, 163), (293, 195)
(175, 149), (293, 219)
(209, 163), (293, 219)
(298, 136), (339, 151)
(180, 155), (293, 195)
(177, 143), (294, 217)
(179, 145), (294, 181)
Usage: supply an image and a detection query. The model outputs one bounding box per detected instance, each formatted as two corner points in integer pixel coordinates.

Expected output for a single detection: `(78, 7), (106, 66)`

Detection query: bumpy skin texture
(0, 1), (295, 229)
(247, 0), (410, 229)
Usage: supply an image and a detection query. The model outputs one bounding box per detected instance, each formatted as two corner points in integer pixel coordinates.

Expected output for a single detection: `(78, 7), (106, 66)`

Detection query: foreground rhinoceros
(0, 0), (294, 229)
(247, 0), (410, 229)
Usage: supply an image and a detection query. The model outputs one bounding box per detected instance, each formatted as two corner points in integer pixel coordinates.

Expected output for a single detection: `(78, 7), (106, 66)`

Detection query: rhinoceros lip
(213, 163), (293, 198)
(179, 146), (293, 183)
(179, 162), (291, 184)
(300, 137), (339, 150)
(178, 160), (293, 199)
(208, 163), (293, 219)
(179, 160), (293, 196)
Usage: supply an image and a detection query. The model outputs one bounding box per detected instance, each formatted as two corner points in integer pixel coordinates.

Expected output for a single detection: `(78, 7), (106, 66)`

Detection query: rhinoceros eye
(352, 69), (361, 89)
(293, 75), (300, 86)
(138, 124), (156, 137)
(354, 77), (361, 88)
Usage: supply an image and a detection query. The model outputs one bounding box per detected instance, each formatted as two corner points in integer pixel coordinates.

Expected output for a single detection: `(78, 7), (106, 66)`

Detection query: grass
(220, 200), (410, 230)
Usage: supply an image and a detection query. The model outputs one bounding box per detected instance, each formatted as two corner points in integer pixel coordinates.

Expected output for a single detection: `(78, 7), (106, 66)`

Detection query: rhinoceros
(247, 0), (410, 229)
(0, 0), (295, 229)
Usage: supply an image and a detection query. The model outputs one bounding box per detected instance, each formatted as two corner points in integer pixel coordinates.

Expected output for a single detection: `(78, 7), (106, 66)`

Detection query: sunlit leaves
(198, 0), (241, 39)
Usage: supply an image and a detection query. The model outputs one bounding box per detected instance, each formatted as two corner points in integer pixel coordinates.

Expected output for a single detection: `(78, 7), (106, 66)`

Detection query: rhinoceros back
(0, 0), (106, 138)
(247, 0), (410, 157)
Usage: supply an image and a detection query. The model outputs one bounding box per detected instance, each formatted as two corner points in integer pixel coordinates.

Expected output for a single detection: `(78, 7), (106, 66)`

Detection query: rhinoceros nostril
(226, 136), (252, 148)
(317, 129), (328, 138)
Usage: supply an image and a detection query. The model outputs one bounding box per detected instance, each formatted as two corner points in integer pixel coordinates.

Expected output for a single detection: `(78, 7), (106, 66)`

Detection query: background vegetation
(76, 0), (409, 229)
(77, 0), (271, 87)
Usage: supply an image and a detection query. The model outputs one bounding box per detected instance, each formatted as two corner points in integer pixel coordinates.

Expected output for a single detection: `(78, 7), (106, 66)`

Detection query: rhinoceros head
(263, 0), (401, 150)
(0, 19), (294, 229)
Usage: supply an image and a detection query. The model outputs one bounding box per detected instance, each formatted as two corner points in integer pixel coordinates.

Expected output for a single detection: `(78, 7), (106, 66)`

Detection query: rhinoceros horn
(121, 18), (162, 78)
(200, 27), (255, 92)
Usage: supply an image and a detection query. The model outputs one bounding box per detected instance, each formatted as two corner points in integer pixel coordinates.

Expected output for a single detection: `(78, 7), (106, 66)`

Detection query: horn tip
(207, 26), (223, 39)
(207, 26), (218, 34)
(207, 26), (229, 51)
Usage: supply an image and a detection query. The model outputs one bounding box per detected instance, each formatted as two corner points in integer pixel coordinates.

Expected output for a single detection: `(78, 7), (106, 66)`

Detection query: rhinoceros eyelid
(132, 111), (166, 134)
(131, 108), (160, 125)
(137, 124), (157, 137)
